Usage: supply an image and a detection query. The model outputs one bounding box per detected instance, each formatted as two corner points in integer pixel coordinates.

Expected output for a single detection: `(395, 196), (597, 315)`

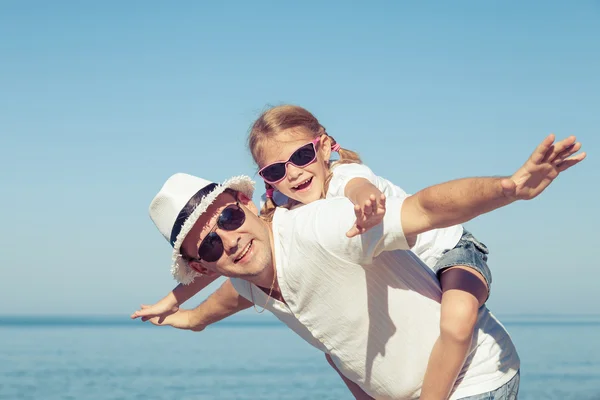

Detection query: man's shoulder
(274, 198), (356, 250)
(273, 200), (363, 287)
(274, 197), (384, 269)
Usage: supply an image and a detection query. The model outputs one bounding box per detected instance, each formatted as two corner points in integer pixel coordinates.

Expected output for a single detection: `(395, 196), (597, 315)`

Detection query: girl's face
(257, 127), (332, 205)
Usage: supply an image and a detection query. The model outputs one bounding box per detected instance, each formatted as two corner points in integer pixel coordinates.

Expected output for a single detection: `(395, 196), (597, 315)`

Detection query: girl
(134, 104), (492, 400)
(250, 104), (492, 400)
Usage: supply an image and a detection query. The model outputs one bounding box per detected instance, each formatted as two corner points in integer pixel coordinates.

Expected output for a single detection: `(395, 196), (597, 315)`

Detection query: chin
(302, 191), (322, 204)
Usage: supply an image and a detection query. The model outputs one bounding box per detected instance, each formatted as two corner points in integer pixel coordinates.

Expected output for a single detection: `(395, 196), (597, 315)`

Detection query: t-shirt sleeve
(327, 163), (379, 198)
(300, 196), (410, 265)
(229, 277), (252, 302)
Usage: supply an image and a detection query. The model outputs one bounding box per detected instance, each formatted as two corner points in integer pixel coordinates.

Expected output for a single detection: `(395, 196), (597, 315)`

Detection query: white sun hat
(149, 173), (255, 284)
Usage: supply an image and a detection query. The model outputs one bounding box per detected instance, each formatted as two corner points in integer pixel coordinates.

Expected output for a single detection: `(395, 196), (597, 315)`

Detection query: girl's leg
(420, 266), (489, 400)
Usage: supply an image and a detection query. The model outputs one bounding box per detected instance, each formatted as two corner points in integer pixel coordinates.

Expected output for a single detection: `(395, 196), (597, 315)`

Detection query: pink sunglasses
(258, 138), (321, 184)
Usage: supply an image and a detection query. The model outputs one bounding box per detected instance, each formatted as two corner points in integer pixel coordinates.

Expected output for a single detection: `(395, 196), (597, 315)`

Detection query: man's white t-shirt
(232, 196), (519, 399)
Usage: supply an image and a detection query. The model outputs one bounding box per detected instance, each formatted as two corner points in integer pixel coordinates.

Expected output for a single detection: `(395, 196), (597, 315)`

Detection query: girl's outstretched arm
(131, 274), (219, 320)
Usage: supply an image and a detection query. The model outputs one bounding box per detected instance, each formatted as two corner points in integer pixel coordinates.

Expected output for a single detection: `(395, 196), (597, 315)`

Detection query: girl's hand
(131, 298), (179, 321)
(346, 192), (387, 238)
(144, 309), (203, 331)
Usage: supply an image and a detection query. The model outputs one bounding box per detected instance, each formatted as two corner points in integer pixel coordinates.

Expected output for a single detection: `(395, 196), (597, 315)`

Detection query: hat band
(169, 182), (218, 247)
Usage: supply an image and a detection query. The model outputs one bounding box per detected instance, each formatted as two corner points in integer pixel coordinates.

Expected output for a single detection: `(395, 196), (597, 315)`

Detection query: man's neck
(249, 219), (284, 302)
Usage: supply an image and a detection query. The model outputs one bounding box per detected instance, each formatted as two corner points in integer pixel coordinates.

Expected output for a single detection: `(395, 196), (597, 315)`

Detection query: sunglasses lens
(260, 163), (287, 183)
(197, 232), (223, 262)
(196, 205), (245, 262)
(218, 205), (246, 230)
(290, 143), (316, 167)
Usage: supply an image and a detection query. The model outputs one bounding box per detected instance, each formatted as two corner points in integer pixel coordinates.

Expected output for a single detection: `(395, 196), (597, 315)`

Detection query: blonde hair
(248, 104), (361, 221)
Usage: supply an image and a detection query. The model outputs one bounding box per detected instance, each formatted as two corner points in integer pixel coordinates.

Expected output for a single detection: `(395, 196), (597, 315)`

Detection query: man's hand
(131, 298), (179, 323)
(501, 134), (586, 200)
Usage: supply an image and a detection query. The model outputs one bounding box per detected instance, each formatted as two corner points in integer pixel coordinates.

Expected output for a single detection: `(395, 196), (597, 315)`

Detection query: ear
(319, 134), (332, 161)
(236, 191), (259, 215)
(188, 260), (216, 276)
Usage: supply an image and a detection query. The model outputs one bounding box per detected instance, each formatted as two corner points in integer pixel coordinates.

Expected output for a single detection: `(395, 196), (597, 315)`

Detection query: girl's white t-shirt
(261, 162), (464, 269)
(327, 163), (464, 268)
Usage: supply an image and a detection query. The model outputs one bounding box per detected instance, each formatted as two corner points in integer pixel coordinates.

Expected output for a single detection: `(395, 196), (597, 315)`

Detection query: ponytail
(259, 182), (278, 223)
(324, 134), (362, 195)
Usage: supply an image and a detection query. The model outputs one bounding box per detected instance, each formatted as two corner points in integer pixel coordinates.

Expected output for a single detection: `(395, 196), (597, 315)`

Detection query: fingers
(365, 195), (386, 214)
(531, 133), (556, 164)
(348, 194), (387, 238)
(543, 135), (577, 163)
(557, 152), (586, 172)
(130, 305), (149, 319)
(369, 194), (377, 214)
(346, 225), (363, 238)
(348, 202), (370, 237)
(346, 228), (358, 238)
(363, 199), (373, 216)
(553, 142), (581, 164)
(376, 194), (386, 217)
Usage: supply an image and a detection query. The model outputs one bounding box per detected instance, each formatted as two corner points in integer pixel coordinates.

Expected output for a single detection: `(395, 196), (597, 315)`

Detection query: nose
(217, 228), (240, 254)
(286, 163), (303, 181)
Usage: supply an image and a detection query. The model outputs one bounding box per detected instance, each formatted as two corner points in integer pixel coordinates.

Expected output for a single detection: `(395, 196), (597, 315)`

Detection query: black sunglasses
(192, 202), (246, 262)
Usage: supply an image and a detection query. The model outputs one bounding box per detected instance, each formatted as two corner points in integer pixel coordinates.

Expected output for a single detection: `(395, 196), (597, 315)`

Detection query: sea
(1, 314), (599, 400)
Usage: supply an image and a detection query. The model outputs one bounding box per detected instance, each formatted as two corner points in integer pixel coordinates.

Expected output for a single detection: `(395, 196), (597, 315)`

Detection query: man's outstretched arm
(400, 134), (585, 245)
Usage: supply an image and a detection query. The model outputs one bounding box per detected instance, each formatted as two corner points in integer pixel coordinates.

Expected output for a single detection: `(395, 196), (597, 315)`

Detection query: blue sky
(1, 1), (598, 316)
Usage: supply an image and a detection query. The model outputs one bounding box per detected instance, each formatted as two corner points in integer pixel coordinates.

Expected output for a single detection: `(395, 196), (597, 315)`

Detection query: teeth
(236, 241), (251, 262)
(293, 178), (312, 189)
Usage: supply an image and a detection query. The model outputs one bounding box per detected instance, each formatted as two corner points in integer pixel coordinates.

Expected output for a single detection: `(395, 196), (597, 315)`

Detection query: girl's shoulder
(331, 161), (374, 175)
(327, 162), (380, 198)
(330, 162), (378, 181)
(329, 162), (409, 199)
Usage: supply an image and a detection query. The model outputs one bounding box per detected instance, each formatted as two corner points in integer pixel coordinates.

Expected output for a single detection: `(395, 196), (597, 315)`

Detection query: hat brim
(170, 175), (255, 284)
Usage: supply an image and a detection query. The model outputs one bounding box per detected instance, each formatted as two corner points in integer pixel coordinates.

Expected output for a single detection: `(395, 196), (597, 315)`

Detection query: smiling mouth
(292, 177), (313, 191)
(234, 240), (253, 263)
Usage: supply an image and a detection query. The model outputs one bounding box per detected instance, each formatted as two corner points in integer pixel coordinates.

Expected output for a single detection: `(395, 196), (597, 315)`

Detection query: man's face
(181, 191), (273, 281)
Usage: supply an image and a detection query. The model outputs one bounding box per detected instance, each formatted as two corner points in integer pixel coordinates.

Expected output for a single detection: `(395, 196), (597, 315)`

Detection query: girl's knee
(440, 296), (479, 343)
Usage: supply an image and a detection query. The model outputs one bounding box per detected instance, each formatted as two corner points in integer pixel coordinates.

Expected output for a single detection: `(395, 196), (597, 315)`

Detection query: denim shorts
(458, 370), (520, 399)
(433, 228), (492, 298)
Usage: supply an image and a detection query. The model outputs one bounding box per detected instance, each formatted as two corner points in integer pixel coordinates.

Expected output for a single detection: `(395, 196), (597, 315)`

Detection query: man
(143, 134), (584, 399)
